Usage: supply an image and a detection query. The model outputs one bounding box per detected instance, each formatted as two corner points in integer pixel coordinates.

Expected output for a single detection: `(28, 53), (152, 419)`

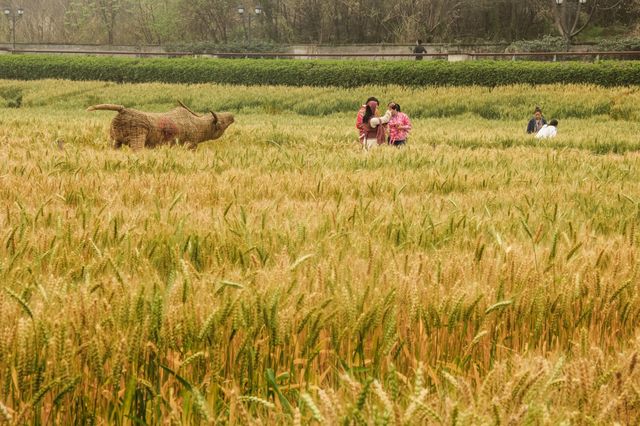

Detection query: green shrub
(165, 40), (286, 54)
(0, 86), (22, 107)
(597, 37), (640, 52)
(0, 55), (639, 87)
(506, 36), (569, 53)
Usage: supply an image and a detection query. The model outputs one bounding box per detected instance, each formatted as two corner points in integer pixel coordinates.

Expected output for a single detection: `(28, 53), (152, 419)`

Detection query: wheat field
(1, 80), (640, 424)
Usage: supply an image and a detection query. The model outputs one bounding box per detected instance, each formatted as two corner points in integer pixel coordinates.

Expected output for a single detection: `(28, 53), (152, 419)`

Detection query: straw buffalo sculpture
(87, 101), (234, 150)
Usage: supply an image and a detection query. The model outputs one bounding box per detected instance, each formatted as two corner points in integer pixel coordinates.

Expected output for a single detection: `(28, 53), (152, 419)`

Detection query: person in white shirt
(536, 119), (558, 139)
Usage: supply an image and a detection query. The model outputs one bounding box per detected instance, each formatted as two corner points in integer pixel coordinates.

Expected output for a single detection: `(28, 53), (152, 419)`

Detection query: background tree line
(1, 0), (638, 47)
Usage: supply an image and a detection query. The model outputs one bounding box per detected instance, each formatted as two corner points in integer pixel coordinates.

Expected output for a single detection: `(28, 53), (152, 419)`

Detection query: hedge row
(0, 54), (639, 87)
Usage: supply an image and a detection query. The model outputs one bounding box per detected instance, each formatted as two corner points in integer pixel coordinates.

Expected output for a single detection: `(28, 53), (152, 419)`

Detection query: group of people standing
(356, 97), (412, 151)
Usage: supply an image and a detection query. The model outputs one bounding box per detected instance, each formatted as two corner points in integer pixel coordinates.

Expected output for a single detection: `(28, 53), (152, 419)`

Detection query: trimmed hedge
(0, 54), (639, 87)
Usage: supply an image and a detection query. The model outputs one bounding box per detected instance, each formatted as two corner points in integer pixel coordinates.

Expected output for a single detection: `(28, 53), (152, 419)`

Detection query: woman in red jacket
(356, 97), (392, 151)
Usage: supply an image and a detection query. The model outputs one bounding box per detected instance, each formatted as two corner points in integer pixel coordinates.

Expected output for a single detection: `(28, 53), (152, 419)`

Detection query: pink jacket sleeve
(402, 114), (412, 131)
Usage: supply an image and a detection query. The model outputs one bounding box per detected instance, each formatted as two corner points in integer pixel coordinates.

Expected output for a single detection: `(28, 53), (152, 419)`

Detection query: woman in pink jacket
(387, 103), (412, 147)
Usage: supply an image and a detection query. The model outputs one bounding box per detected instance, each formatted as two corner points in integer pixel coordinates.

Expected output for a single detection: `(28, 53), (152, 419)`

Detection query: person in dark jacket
(527, 106), (547, 134)
(413, 40), (427, 60)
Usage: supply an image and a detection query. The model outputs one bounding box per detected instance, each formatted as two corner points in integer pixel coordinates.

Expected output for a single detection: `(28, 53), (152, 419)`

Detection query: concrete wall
(0, 42), (606, 61)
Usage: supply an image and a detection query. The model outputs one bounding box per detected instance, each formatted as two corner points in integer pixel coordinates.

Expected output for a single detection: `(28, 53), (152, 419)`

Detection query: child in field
(356, 97), (392, 151)
(535, 119), (558, 139)
(387, 103), (412, 147)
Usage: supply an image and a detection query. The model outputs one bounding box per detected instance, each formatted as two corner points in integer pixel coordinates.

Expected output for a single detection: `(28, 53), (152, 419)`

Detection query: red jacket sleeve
(356, 106), (365, 130)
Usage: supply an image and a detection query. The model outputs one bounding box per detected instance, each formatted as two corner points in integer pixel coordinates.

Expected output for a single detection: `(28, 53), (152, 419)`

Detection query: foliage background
(0, 0), (639, 46)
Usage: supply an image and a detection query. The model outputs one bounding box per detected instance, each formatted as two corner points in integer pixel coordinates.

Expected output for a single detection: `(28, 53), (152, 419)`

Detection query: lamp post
(237, 5), (262, 42)
(3, 7), (24, 52)
(554, 0), (591, 44)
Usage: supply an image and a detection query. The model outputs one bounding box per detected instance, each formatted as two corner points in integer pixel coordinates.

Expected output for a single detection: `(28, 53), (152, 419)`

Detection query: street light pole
(554, 0), (591, 44)
(3, 7), (24, 52)
(237, 5), (262, 43)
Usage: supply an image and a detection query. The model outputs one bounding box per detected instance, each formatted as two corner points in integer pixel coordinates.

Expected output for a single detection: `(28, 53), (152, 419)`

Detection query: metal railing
(1, 47), (639, 60)
(469, 51), (640, 60)
(0, 48), (194, 57)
